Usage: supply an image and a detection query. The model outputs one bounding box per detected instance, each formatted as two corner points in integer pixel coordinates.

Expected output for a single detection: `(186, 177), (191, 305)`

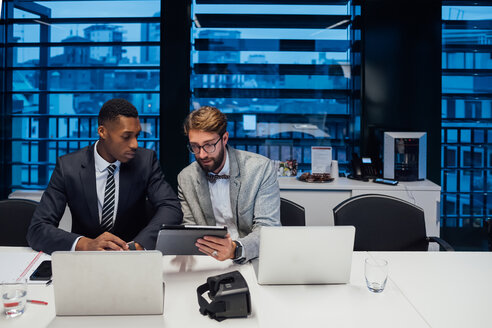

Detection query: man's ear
(97, 125), (106, 139)
(222, 131), (229, 146)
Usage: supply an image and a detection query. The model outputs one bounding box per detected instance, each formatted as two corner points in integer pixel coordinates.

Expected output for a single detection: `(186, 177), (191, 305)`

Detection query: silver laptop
(51, 251), (164, 316)
(255, 226), (355, 285)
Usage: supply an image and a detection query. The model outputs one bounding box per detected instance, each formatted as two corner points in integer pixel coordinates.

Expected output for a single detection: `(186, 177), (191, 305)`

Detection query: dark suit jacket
(27, 144), (183, 254)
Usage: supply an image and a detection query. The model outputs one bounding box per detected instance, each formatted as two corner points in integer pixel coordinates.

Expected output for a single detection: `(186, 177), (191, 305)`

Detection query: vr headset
(196, 270), (251, 322)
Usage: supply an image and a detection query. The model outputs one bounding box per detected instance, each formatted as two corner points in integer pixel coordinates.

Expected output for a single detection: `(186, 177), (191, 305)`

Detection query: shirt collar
(94, 140), (121, 173)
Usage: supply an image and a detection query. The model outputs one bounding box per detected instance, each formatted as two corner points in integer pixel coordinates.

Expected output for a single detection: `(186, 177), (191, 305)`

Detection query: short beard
(198, 145), (225, 173)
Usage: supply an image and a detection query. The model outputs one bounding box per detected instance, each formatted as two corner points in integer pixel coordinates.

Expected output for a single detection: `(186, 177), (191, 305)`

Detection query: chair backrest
(0, 198), (39, 246)
(333, 194), (427, 251)
(280, 198), (305, 226)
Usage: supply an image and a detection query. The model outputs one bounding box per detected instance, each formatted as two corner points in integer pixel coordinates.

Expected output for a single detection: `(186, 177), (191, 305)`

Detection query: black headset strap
(196, 282), (227, 322)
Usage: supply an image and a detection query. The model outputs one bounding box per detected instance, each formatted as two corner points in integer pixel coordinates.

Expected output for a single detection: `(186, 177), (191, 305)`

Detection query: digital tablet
(155, 225), (228, 255)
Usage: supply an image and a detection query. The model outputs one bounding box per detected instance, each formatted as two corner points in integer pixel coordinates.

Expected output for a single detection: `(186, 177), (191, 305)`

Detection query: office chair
(333, 194), (454, 251)
(0, 198), (39, 247)
(280, 198), (305, 226)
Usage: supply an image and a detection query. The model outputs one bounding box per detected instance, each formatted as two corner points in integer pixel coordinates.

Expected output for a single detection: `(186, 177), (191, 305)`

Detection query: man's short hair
(183, 106), (227, 136)
(98, 98), (138, 126)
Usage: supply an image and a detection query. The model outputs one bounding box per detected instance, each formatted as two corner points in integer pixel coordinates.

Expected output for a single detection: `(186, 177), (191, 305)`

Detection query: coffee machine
(383, 132), (426, 181)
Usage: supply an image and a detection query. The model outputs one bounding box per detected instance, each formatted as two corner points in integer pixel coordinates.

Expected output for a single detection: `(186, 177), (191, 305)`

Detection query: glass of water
(1, 278), (28, 318)
(364, 258), (388, 293)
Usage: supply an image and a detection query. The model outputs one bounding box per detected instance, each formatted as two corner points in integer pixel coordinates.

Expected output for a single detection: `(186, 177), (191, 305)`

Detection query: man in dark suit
(27, 98), (182, 254)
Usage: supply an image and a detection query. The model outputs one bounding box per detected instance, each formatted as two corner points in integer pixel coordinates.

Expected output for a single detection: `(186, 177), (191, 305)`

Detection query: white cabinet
(279, 177), (441, 237)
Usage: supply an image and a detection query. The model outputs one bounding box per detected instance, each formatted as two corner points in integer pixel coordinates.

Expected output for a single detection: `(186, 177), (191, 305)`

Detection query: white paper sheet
(311, 146), (332, 174)
(0, 252), (51, 284)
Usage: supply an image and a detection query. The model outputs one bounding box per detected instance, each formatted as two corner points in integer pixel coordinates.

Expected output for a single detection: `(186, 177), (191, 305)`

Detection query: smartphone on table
(30, 260), (52, 281)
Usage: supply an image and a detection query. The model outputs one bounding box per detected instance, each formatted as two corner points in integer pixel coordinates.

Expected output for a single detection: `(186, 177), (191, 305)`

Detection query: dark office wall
(360, 0), (442, 184)
(160, 0), (191, 191)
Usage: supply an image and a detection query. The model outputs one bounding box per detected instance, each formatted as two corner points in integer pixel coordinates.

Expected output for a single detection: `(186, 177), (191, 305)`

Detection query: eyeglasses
(187, 135), (223, 154)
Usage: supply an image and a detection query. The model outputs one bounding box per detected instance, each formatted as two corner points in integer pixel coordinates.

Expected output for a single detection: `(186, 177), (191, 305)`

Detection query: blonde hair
(183, 106), (227, 136)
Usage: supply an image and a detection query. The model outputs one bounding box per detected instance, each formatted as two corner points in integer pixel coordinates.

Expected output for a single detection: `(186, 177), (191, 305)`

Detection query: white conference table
(374, 252), (492, 328)
(1, 248), (490, 328)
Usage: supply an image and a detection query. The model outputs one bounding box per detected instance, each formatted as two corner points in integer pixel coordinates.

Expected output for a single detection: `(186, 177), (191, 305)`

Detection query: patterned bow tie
(206, 173), (230, 183)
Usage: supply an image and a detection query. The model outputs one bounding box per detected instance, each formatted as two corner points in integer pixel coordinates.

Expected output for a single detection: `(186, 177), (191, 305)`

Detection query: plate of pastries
(297, 172), (334, 183)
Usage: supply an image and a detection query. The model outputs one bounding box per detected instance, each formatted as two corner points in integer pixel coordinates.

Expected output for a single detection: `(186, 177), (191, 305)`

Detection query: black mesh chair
(280, 198), (305, 226)
(0, 198), (39, 246)
(333, 194), (454, 251)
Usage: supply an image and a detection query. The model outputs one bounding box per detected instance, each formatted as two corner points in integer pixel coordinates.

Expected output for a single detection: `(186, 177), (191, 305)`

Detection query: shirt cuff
(71, 236), (83, 251)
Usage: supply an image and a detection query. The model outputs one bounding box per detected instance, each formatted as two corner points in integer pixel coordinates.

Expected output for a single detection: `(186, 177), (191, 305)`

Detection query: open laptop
(51, 251), (164, 316)
(254, 226), (355, 285)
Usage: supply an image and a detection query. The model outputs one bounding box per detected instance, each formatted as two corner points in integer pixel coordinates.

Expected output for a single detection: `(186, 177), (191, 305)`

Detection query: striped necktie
(101, 164), (116, 231)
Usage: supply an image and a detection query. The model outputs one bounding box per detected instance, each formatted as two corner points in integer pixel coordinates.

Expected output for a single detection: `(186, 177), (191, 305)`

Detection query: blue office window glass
(446, 170), (458, 192)
(190, 2), (359, 172)
(460, 129), (471, 143)
(5, 0), (161, 189)
(460, 194), (472, 216)
(447, 129), (458, 143)
(487, 194), (492, 216)
(441, 1), (492, 229)
(460, 170), (474, 193)
(474, 129), (485, 144)
(487, 170), (492, 192)
(442, 3), (492, 229)
(444, 194), (457, 216)
(11, 46), (160, 68)
(472, 170), (485, 192)
(471, 193), (485, 216)
(444, 146), (458, 167)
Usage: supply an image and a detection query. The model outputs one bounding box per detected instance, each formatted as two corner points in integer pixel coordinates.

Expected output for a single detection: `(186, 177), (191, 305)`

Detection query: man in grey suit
(27, 98), (182, 254)
(178, 106), (280, 263)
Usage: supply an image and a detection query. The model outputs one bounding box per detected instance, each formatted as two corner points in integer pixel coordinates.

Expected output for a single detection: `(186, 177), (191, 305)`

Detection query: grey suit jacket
(177, 146), (281, 262)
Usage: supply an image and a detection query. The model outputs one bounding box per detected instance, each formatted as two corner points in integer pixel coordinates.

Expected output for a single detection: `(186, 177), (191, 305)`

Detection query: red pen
(27, 300), (48, 305)
(4, 300), (48, 307)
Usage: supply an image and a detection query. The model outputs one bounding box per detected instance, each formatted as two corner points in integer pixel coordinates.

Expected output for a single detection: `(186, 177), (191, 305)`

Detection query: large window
(441, 3), (492, 242)
(2, 0), (160, 190)
(190, 1), (360, 171)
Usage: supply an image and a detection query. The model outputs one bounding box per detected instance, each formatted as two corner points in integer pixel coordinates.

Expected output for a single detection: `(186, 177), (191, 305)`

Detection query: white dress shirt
(71, 140), (121, 250)
(208, 152), (239, 240)
(207, 152), (244, 259)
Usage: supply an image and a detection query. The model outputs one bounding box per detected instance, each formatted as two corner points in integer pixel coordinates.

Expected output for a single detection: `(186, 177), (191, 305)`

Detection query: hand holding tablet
(196, 233), (236, 261)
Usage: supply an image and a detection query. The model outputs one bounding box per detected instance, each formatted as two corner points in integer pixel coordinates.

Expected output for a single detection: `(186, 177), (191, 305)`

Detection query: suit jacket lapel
(80, 145), (99, 228)
(196, 172), (216, 226)
(228, 147), (241, 225)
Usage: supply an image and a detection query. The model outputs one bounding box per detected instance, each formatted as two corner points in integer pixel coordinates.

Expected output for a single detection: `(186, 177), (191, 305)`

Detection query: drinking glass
(1, 278), (28, 318)
(364, 258), (388, 293)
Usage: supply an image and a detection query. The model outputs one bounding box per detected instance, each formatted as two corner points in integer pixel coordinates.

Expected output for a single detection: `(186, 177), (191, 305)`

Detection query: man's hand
(75, 232), (129, 251)
(196, 233), (235, 261)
